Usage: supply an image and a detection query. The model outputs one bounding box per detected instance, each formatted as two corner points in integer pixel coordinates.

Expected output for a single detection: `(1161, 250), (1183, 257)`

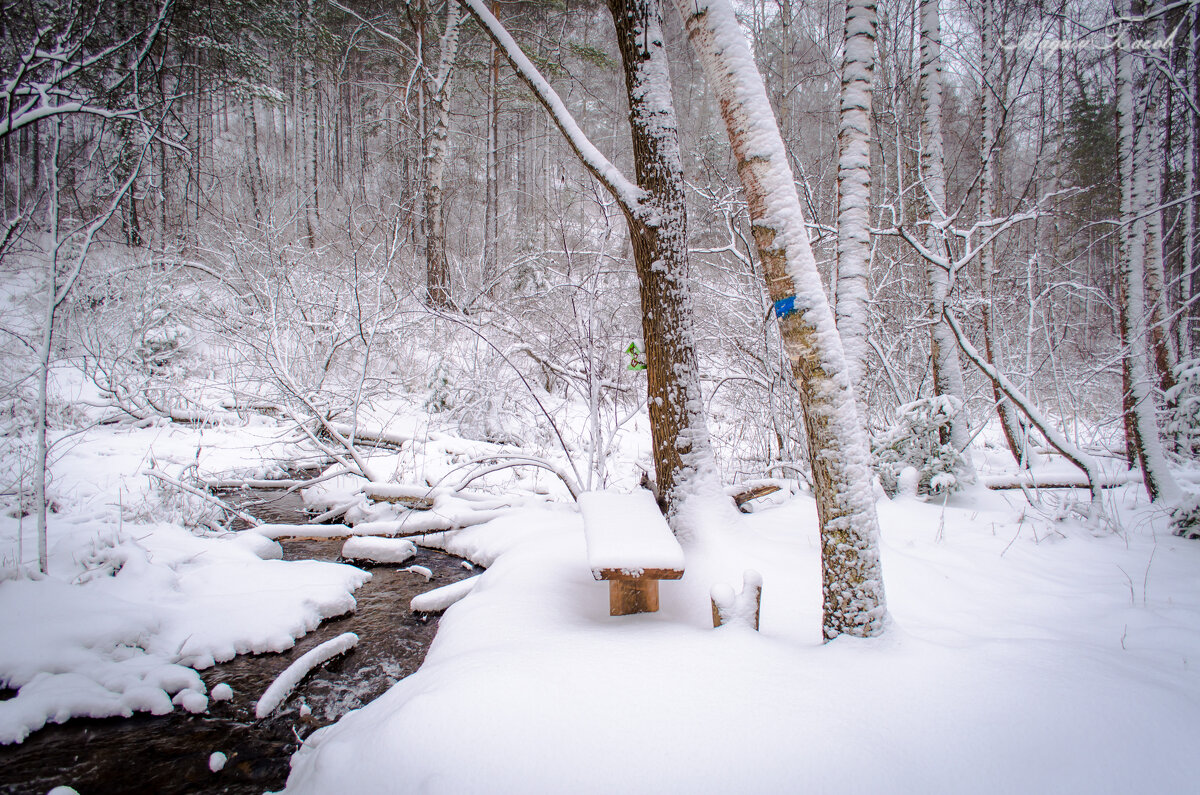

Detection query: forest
(1, 0), (1198, 792)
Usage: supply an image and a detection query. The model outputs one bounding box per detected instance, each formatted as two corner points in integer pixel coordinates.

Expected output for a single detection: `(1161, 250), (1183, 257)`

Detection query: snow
(254, 523), (352, 539)
(255, 632), (359, 719)
(208, 751), (227, 772)
(578, 489), (684, 576)
(211, 683), (233, 701)
(0, 418), (371, 744)
(282, 482), (1200, 793)
(341, 536), (417, 564)
(400, 565), (433, 581)
(409, 576), (481, 613)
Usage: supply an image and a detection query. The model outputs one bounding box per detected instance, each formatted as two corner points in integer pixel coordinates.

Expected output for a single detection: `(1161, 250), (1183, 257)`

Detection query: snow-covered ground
(283, 476), (1200, 793)
(3, 366), (1199, 792)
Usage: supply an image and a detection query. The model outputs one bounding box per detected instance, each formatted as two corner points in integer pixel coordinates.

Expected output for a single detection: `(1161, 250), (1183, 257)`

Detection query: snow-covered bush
(872, 396), (973, 499)
(1171, 491), (1200, 540)
(1164, 358), (1200, 460)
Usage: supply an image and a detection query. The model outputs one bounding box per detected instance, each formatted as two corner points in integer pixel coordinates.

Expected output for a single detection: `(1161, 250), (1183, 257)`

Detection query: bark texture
(835, 0), (876, 408)
(1116, 3), (1179, 503)
(917, 0), (970, 457)
(608, 0), (713, 507)
(672, 0), (886, 639)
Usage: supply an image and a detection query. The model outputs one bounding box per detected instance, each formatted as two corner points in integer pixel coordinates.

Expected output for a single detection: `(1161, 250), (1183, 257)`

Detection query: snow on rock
(578, 490), (684, 576)
(255, 633), (359, 719)
(341, 537), (416, 564)
(210, 683), (233, 701)
(208, 751), (227, 772)
(401, 565), (433, 582)
(410, 576), (481, 614)
(172, 688), (209, 714)
(47, 788), (79, 795)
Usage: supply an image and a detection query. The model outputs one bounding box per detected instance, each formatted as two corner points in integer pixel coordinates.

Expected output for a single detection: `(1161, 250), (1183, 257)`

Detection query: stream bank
(0, 495), (476, 795)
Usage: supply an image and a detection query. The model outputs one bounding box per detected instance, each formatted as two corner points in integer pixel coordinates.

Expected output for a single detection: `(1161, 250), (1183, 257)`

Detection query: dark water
(0, 493), (476, 795)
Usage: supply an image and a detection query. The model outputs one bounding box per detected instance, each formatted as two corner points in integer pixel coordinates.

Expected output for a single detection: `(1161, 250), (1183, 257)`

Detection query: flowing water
(0, 491), (477, 794)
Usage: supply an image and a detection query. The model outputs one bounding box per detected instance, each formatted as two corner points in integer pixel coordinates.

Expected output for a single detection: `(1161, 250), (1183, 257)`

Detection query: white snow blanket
(282, 492), (1200, 793)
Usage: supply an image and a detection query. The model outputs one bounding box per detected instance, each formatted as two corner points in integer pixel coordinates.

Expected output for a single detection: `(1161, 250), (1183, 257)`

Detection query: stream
(0, 492), (478, 795)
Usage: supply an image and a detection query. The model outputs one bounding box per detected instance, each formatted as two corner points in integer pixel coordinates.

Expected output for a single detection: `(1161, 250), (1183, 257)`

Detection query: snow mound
(341, 537), (416, 564)
(410, 576), (481, 613)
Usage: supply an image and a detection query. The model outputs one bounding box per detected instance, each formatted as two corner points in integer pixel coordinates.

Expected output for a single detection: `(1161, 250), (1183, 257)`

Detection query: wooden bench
(579, 489), (685, 616)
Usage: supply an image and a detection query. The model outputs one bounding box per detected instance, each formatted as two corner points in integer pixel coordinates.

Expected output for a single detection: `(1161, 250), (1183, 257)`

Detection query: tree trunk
(917, 0), (971, 459)
(607, 0), (714, 508)
(672, 0), (887, 639)
(834, 0), (875, 409)
(979, 0), (1026, 466)
(1117, 2), (1179, 502)
(483, 0), (501, 298)
(424, 1), (462, 309)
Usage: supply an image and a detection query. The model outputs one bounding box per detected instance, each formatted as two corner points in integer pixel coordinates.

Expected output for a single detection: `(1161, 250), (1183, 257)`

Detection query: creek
(0, 491), (476, 794)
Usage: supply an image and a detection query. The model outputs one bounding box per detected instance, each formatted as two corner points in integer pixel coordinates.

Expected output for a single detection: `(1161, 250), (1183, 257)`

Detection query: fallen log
(983, 472), (1142, 491)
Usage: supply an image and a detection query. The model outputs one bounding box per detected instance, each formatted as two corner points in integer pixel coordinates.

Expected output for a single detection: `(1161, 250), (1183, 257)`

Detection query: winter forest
(2, 0), (1199, 791)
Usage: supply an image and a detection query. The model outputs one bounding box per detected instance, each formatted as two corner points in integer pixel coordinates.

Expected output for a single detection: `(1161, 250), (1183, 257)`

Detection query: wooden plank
(609, 578), (659, 615)
(594, 567), (683, 582)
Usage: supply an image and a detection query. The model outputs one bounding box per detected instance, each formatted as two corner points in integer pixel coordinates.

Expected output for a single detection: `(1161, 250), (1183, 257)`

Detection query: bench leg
(609, 578), (659, 615)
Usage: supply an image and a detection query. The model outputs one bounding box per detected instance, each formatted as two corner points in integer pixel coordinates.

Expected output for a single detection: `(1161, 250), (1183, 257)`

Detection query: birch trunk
(424, 1), (462, 309)
(835, 0), (875, 408)
(1140, 61), (1175, 397)
(483, 0), (501, 298)
(918, 0), (971, 459)
(1117, 4), (1179, 502)
(671, 0), (886, 639)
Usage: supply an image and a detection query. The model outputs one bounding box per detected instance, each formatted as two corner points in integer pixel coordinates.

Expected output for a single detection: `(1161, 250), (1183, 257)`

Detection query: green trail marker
(625, 341), (646, 372)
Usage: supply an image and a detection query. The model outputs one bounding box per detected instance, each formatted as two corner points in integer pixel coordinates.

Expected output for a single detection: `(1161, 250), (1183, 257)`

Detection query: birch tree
(671, 0), (887, 639)
(916, 0), (971, 459)
(424, 0), (463, 309)
(1116, 0), (1180, 503)
(835, 0), (876, 407)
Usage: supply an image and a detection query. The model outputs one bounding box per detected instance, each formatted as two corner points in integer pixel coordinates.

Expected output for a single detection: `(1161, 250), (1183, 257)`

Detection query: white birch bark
(424, 1), (463, 308)
(1117, 5), (1180, 503)
(671, 0), (886, 639)
(835, 0), (876, 408)
(918, 0), (971, 460)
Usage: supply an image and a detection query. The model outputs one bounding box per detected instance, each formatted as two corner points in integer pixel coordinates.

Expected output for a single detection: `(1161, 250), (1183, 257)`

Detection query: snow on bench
(578, 489), (684, 616)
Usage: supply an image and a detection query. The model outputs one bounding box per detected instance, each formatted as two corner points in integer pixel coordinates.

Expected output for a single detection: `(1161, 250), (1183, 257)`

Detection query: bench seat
(579, 490), (684, 615)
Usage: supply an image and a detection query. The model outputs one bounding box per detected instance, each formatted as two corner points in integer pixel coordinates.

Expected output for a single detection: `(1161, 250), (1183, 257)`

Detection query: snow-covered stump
(254, 633), (358, 719)
(711, 570), (763, 630)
